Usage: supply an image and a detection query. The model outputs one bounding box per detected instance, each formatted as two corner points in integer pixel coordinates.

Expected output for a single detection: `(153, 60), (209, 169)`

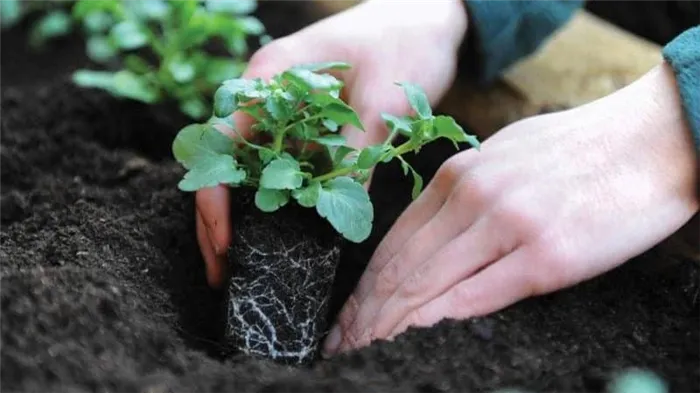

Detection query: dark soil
(2, 2), (699, 393)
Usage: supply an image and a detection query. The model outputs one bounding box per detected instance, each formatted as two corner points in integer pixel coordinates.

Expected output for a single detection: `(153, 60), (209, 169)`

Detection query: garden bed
(2, 2), (699, 392)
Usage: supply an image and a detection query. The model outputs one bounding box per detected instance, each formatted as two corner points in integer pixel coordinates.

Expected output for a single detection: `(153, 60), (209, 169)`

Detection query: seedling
(172, 62), (480, 243)
(2, 0), (267, 119)
(1, 1), (73, 47)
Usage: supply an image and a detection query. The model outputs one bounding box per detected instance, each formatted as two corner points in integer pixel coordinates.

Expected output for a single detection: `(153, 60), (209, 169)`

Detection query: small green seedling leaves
(14, 0), (267, 119)
(316, 177), (373, 243)
(1, 0), (22, 29)
(172, 63), (480, 243)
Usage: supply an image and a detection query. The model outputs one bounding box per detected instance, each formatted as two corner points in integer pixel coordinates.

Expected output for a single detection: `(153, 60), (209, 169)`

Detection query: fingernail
(322, 325), (342, 358)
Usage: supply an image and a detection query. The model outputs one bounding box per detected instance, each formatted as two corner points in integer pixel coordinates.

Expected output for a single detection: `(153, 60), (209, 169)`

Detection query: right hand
(195, 0), (469, 288)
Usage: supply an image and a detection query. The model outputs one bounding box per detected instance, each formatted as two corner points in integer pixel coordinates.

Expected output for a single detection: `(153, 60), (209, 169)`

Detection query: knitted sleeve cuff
(459, 0), (584, 86)
(663, 26), (700, 154)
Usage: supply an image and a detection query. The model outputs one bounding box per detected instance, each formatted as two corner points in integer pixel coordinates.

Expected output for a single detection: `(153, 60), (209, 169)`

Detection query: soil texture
(2, 2), (699, 393)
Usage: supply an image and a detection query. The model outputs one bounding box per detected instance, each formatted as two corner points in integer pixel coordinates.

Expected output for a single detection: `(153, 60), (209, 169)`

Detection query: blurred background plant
(1, 0), (269, 119)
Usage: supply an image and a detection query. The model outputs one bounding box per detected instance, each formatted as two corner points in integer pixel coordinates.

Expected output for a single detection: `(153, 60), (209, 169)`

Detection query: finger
(196, 209), (226, 288)
(334, 182), (484, 353)
(364, 213), (519, 347)
(323, 156), (472, 356)
(196, 185), (231, 256)
(387, 246), (535, 339)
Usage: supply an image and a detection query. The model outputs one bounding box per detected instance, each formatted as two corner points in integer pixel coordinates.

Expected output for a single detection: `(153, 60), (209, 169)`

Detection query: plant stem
(311, 166), (355, 182)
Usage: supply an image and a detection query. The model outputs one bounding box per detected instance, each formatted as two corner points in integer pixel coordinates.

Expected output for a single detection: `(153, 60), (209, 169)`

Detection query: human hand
(195, 0), (469, 288)
(322, 63), (699, 356)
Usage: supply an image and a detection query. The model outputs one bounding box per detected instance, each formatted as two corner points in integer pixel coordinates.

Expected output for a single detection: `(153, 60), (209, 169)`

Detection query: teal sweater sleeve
(663, 26), (700, 154)
(459, 1), (700, 158)
(460, 0), (584, 85)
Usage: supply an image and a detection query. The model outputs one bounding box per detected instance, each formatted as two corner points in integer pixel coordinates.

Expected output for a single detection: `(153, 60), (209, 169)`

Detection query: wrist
(604, 63), (699, 211)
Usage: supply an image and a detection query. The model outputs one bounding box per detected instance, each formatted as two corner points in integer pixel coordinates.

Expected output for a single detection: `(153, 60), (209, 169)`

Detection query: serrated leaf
(397, 82), (432, 119)
(260, 156), (303, 190)
(313, 134), (346, 147)
(292, 181), (321, 208)
(86, 36), (116, 62)
(433, 115), (480, 149)
(255, 188), (289, 212)
(1, 0), (21, 29)
(316, 177), (373, 243)
(264, 95), (289, 121)
(292, 62), (351, 72)
(213, 78), (256, 117)
(381, 113), (413, 137)
(401, 160), (424, 200)
(172, 124), (234, 169)
(283, 68), (343, 91)
(110, 20), (148, 50)
(357, 144), (387, 170)
(178, 154), (246, 191)
(307, 94), (363, 130)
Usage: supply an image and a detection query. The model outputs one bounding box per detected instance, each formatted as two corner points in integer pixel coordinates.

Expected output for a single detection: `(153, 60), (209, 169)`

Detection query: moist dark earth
(2, 2), (699, 393)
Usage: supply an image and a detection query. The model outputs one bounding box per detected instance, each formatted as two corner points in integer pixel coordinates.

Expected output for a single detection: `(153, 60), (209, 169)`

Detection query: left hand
(322, 63), (699, 357)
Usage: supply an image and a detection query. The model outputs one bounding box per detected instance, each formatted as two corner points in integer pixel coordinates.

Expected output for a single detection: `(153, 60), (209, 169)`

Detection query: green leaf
(397, 82), (432, 119)
(110, 20), (148, 50)
(238, 16), (264, 35)
(321, 104), (363, 131)
(205, 0), (256, 14)
(86, 36), (116, 62)
(178, 154), (246, 191)
(112, 70), (158, 103)
(381, 113), (413, 137)
(168, 56), (196, 83)
(258, 148), (276, 164)
(1, 0), (21, 29)
(83, 11), (113, 33)
(255, 188), (289, 212)
(283, 68), (343, 91)
(73, 0), (121, 19)
(124, 55), (152, 74)
(357, 144), (388, 170)
(292, 181), (321, 208)
(316, 177), (373, 243)
(433, 115), (480, 149)
(313, 134), (346, 147)
(260, 156), (303, 190)
(292, 62), (351, 72)
(264, 94), (291, 121)
(172, 124), (234, 169)
(322, 119), (338, 132)
(332, 146), (355, 167)
(125, 0), (168, 20)
(73, 69), (115, 91)
(406, 162), (424, 199)
(29, 10), (73, 48)
(204, 58), (245, 85)
(213, 78), (256, 117)
(180, 98), (208, 119)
